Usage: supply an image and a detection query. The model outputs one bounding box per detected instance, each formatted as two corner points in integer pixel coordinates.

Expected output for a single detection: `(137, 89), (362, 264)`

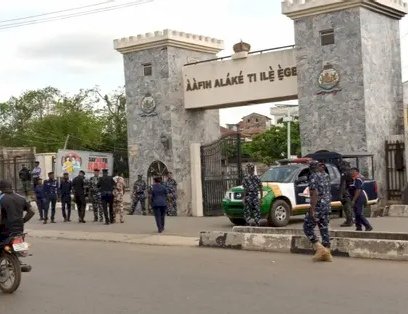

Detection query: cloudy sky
(1, 0), (407, 126)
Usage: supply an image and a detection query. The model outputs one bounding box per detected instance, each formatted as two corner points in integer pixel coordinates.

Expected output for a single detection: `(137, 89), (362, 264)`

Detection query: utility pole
(283, 110), (293, 159)
(63, 134), (70, 149)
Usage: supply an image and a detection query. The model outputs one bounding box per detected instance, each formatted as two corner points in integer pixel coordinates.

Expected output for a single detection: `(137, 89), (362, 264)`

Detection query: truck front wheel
(268, 200), (291, 227)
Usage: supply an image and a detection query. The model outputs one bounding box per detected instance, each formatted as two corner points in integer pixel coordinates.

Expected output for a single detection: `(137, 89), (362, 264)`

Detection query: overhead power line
(0, 1), (114, 24)
(0, 0), (153, 31)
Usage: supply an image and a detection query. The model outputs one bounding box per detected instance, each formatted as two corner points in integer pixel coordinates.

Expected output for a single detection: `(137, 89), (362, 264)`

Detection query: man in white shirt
(31, 161), (41, 188)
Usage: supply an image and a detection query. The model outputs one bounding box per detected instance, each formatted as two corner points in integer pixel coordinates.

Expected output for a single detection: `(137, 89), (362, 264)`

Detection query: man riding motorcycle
(0, 179), (35, 271)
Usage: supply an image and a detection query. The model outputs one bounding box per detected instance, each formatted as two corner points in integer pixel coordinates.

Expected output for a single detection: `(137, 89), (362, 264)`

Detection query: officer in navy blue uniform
(59, 172), (73, 222)
(43, 172), (58, 224)
(349, 167), (373, 231)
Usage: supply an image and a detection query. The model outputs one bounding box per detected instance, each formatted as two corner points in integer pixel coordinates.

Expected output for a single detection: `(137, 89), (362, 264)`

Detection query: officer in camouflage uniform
(242, 164), (262, 226)
(129, 175), (147, 215)
(165, 172), (177, 216)
(89, 169), (103, 222)
(303, 161), (333, 262)
(113, 174), (126, 223)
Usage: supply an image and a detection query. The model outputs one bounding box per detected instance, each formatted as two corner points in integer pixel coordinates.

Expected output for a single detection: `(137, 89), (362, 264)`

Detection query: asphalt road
(1, 239), (407, 314)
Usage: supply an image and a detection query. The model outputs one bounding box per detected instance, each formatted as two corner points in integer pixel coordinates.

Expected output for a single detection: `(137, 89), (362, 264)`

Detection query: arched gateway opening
(147, 160), (168, 186)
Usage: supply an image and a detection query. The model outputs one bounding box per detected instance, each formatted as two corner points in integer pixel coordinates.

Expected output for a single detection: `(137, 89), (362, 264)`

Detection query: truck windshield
(260, 166), (298, 183)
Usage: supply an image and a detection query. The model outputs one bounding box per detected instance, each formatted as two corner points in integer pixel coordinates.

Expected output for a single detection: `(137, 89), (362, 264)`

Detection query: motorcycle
(0, 234), (31, 294)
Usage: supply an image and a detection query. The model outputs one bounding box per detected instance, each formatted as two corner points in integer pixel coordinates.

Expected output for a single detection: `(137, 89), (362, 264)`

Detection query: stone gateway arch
(114, 0), (407, 216)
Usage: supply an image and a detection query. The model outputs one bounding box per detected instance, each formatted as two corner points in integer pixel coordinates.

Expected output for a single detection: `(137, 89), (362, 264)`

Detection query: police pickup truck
(223, 154), (378, 227)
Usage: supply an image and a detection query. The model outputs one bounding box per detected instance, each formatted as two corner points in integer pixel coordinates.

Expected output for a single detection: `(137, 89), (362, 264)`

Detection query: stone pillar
(114, 30), (223, 215)
(283, 0), (407, 195)
(404, 81), (408, 180)
(190, 143), (203, 217)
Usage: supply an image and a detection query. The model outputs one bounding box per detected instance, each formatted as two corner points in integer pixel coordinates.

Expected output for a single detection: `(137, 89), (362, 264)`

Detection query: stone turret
(282, 0), (407, 19)
(282, 0), (407, 197)
(114, 30), (223, 215)
(114, 29), (224, 54)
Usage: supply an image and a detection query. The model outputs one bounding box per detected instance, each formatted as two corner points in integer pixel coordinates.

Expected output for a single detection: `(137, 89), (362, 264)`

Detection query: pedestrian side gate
(385, 139), (405, 200)
(200, 134), (243, 216)
(0, 157), (36, 194)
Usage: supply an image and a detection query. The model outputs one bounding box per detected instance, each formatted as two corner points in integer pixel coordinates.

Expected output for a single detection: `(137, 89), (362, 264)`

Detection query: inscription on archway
(182, 48), (298, 110)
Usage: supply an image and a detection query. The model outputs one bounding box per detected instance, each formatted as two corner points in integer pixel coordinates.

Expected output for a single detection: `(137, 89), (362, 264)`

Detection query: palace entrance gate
(115, 0), (407, 215)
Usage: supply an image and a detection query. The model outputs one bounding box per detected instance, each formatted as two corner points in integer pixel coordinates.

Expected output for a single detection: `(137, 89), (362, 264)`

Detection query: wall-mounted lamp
(160, 134), (170, 150)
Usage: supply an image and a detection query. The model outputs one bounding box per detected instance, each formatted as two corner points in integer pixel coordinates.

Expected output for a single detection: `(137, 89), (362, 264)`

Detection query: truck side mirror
(295, 176), (308, 184)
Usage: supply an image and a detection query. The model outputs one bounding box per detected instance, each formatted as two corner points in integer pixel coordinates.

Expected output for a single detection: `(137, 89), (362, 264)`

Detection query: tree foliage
(246, 120), (301, 165)
(0, 86), (128, 176)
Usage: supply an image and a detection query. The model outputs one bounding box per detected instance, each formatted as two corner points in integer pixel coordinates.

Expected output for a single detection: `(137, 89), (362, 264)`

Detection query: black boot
(340, 220), (353, 227)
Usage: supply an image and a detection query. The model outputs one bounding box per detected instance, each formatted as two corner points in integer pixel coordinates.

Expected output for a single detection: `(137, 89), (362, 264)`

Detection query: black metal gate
(201, 134), (243, 216)
(385, 139), (405, 200)
(0, 157), (36, 194)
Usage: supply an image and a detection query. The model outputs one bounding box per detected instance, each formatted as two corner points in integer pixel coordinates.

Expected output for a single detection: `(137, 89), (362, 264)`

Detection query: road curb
(26, 229), (199, 247)
(199, 230), (408, 261)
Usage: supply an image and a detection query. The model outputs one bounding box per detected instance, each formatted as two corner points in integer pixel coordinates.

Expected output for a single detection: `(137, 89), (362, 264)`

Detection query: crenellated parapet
(282, 0), (407, 19)
(114, 29), (224, 54)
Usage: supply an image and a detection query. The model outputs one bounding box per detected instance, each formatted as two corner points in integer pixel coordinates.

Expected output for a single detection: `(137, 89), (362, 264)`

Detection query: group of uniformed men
(242, 159), (373, 262)
(34, 168), (178, 225)
(35, 169), (126, 225)
(128, 172), (178, 217)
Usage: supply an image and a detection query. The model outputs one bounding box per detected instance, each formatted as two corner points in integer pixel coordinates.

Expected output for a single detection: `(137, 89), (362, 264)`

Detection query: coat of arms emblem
(317, 64), (341, 95)
(140, 94), (157, 117)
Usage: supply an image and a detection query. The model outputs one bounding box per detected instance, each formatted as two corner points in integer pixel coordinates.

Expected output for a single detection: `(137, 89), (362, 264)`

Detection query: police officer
(303, 161), (333, 262)
(89, 169), (103, 222)
(34, 178), (46, 221)
(18, 164), (31, 197)
(113, 173), (126, 223)
(72, 170), (87, 223)
(339, 161), (354, 227)
(98, 169), (116, 224)
(129, 175), (147, 215)
(43, 172), (58, 224)
(59, 172), (72, 222)
(349, 167), (373, 231)
(165, 172), (177, 216)
(242, 164), (262, 226)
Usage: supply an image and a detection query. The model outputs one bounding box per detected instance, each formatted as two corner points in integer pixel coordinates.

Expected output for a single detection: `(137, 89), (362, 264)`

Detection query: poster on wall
(56, 149), (114, 179)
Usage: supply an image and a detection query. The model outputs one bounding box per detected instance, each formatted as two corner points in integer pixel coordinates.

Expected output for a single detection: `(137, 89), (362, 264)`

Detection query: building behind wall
(221, 112), (272, 139)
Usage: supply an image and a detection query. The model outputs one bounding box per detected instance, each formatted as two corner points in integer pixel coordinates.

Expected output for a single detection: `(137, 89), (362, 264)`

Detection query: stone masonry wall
(124, 46), (220, 215)
(166, 46), (220, 215)
(294, 7), (404, 193)
(360, 7), (404, 194)
(295, 8), (367, 154)
(404, 81), (408, 181)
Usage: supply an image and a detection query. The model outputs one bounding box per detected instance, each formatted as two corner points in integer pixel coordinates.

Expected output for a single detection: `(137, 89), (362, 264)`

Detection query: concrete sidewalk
(27, 229), (199, 247)
(26, 208), (408, 235)
(25, 204), (408, 248)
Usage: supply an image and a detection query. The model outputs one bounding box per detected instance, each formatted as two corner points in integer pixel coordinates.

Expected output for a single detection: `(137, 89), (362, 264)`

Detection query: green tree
(95, 88), (128, 176)
(0, 87), (61, 147)
(247, 120), (301, 165)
